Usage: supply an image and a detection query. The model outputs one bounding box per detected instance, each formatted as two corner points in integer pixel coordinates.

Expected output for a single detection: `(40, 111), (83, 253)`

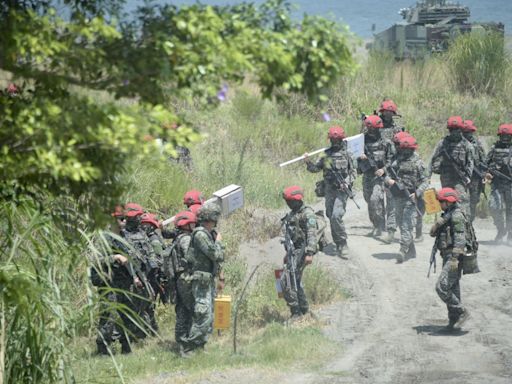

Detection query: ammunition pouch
(461, 252), (480, 275)
(389, 182), (410, 198)
(192, 270), (213, 283)
(315, 180), (325, 197)
(358, 158), (374, 174)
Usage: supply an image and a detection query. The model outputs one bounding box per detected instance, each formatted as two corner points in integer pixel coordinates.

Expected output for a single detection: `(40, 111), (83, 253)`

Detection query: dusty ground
(230, 190), (512, 383)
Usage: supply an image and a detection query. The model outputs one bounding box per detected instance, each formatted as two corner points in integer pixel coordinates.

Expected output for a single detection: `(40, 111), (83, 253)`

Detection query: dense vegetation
(1, 0), (511, 382)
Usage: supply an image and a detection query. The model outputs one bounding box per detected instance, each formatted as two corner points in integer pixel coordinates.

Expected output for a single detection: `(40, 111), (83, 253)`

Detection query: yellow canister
(213, 294), (232, 330)
(424, 188), (442, 214)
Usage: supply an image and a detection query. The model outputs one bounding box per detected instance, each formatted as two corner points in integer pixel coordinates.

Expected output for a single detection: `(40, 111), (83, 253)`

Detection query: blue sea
(125, 0), (511, 37)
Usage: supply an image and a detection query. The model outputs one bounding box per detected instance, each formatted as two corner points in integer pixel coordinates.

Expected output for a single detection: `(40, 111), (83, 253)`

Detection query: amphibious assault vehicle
(370, 0), (504, 59)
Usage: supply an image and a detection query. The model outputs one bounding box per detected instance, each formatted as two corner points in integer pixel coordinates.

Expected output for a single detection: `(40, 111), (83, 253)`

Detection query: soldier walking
(430, 188), (474, 330)
(430, 116), (474, 214)
(462, 120), (487, 222)
(305, 126), (356, 256)
(485, 123), (512, 244)
(182, 203), (224, 354)
(384, 135), (429, 263)
(281, 186), (317, 320)
(358, 115), (395, 237)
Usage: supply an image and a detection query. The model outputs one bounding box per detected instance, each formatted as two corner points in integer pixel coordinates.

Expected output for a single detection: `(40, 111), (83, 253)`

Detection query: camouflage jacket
(386, 152), (429, 196)
(380, 118), (403, 142)
(429, 136), (474, 182)
(185, 226), (224, 277)
(466, 135), (486, 179)
(436, 204), (467, 256)
(358, 134), (395, 174)
(283, 204), (317, 256)
(163, 231), (192, 280)
(486, 142), (512, 184)
(147, 231), (165, 266)
(306, 145), (357, 187)
(121, 228), (159, 274)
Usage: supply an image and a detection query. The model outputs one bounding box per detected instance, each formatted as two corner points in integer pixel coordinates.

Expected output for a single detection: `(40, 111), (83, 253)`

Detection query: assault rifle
(358, 144), (381, 175)
(333, 172), (360, 209)
(475, 162), (512, 183)
(281, 218), (305, 292)
(441, 146), (472, 185)
(387, 166), (422, 216)
(427, 212), (451, 278)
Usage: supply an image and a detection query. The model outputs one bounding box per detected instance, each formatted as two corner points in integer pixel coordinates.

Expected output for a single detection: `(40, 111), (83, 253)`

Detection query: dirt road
(240, 196), (512, 384)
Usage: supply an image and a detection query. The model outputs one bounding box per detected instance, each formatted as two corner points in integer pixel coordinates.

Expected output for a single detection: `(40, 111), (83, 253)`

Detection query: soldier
(305, 126), (356, 256)
(121, 205), (160, 338)
(462, 120), (486, 222)
(378, 99), (403, 142)
(358, 115), (395, 237)
(163, 211), (197, 356)
(430, 188), (472, 330)
(281, 186), (317, 320)
(384, 135), (429, 263)
(485, 123), (512, 243)
(429, 116), (474, 214)
(184, 189), (204, 213)
(182, 203), (224, 353)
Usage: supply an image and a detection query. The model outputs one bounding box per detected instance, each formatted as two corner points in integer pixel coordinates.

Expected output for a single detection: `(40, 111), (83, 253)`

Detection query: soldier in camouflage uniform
(182, 203), (224, 353)
(358, 115), (395, 237)
(430, 188), (471, 330)
(163, 211), (197, 355)
(461, 120), (487, 222)
(429, 116), (474, 215)
(281, 186), (317, 319)
(485, 124), (512, 243)
(305, 126), (356, 256)
(384, 135), (428, 263)
(121, 205), (159, 338)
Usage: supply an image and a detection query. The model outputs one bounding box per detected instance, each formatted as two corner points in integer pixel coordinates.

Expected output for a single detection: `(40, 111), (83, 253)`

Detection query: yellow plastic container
(424, 188), (442, 214)
(213, 294), (232, 330)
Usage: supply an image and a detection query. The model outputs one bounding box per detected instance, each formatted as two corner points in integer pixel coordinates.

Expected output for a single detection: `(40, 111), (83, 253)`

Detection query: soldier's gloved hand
(303, 152), (311, 163)
(484, 173), (493, 181)
(429, 217), (447, 237)
(114, 254), (128, 265)
(359, 154), (368, 160)
(375, 168), (385, 177)
(449, 257), (459, 273)
(216, 232), (222, 242)
(133, 276), (143, 289)
(409, 193), (416, 201)
(304, 254), (313, 266)
(217, 278), (225, 292)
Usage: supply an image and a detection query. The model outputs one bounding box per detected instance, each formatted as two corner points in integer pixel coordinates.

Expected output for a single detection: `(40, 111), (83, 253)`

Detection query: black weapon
(282, 219), (298, 292)
(441, 146), (471, 185)
(387, 165), (422, 216)
(428, 237), (439, 278)
(358, 144), (381, 174)
(333, 172), (361, 209)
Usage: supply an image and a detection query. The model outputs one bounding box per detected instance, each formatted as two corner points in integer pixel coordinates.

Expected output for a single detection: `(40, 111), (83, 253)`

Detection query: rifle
(281, 217), (305, 292)
(441, 146), (471, 185)
(358, 144), (382, 175)
(478, 162), (512, 183)
(333, 172), (360, 209)
(427, 211), (451, 278)
(387, 165), (422, 216)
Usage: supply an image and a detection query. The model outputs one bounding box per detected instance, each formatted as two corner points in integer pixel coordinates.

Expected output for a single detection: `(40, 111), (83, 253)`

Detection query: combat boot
(336, 241), (348, 259)
(383, 230), (395, 244)
(121, 341), (132, 354)
(96, 343), (110, 356)
(453, 309), (471, 328)
(396, 249), (405, 264)
(374, 227), (382, 237)
(415, 233), (424, 242)
(406, 243), (416, 259)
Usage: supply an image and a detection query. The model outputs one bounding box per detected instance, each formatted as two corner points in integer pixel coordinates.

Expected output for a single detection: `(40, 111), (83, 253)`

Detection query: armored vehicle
(371, 0), (504, 59)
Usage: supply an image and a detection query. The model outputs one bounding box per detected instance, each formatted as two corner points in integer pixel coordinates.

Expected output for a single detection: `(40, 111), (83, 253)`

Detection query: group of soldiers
(91, 191), (224, 357)
(279, 99), (512, 330)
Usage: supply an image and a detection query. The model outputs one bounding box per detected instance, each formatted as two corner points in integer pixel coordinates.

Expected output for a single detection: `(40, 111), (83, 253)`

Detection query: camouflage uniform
(147, 229), (166, 332)
(430, 136), (474, 214)
(386, 152), (428, 258)
(281, 204), (317, 316)
(433, 204), (468, 325)
(306, 144), (356, 248)
(358, 133), (395, 234)
(163, 231), (194, 347)
(486, 142), (512, 240)
(183, 226), (224, 349)
(121, 224), (159, 338)
(465, 135), (486, 222)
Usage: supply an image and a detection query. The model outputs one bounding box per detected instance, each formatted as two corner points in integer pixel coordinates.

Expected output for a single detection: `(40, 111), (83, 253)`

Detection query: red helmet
(364, 115), (384, 129)
(189, 204), (202, 215)
(183, 190), (204, 207)
(111, 205), (124, 218)
(447, 116), (464, 130)
(392, 131), (411, 144)
(498, 123), (512, 136)
(378, 100), (398, 114)
(436, 187), (459, 203)
(398, 136), (418, 150)
(124, 202), (144, 218)
(327, 126), (346, 140)
(282, 186), (304, 201)
(174, 210), (197, 228)
(462, 120), (477, 133)
(141, 213), (160, 228)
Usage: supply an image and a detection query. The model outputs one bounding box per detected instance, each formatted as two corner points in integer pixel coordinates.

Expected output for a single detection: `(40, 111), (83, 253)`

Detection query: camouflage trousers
(96, 290), (119, 351)
(416, 197), (425, 238)
(436, 256), (464, 322)
(385, 188), (397, 232)
(362, 174), (385, 231)
(324, 183), (349, 246)
(282, 262), (308, 316)
(394, 197), (416, 253)
(489, 181), (512, 236)
(440, 175), (469, 215)
(184, 276), (214, 349)
(175, 276), (194, 345)
(115, 286), (152, 343)
(468, 176), (483, 222)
